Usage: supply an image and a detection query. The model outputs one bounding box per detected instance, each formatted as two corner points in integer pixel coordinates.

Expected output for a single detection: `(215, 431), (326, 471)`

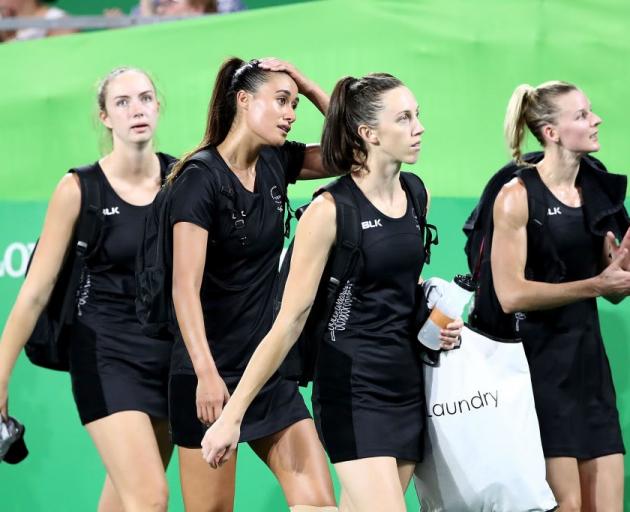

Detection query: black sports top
(325, 176), (425, 371)
(168, 142), (305, 376)
(79, 157), (171, 307)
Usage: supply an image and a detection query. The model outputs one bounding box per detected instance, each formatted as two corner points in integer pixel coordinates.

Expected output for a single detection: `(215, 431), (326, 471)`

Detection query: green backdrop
(1, 0), (630, 510)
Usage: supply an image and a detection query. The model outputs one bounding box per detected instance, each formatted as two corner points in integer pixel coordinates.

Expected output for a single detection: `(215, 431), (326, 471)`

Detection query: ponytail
(504, 84), (534, 164)
(503, 80), (578, 165)
(321, 73), (403, 174)
(321, 77), (364, 174)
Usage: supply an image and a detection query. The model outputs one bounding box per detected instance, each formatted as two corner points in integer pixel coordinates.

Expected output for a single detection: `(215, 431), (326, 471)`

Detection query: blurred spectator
(132, 0), (245, 16)
(0, 0), (75, 42)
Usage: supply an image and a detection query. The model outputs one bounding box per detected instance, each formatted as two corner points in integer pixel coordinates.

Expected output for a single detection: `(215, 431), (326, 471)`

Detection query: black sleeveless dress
(167, 143), (310, 447)
(312, 175), (426, 464)
(519, 175), (625, 459)
(68, 159), (172, 425)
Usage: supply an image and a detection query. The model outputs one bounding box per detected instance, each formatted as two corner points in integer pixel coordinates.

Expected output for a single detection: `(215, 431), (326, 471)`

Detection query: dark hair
(321, 73), (403, 174)
(504, 81), (578, 163)
(168, 57), (271, 182)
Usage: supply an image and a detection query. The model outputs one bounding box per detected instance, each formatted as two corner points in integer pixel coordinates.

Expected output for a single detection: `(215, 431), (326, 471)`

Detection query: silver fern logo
(328, 281), (353, 341)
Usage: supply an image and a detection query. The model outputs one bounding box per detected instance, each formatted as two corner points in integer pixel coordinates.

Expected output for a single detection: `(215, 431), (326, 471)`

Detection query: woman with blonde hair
(491, 80), (630, 511)
(0, 67), (174, 511)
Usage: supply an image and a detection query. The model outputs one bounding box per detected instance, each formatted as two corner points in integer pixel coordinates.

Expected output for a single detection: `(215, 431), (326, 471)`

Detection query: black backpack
(463, 152), (607, 339)
(135, 148), (292, 340)
(277, 172), (437, 387)
(24, 165), (103, 371)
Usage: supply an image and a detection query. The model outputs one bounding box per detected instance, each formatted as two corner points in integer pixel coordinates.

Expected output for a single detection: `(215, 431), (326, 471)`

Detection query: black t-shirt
(169, 142), (305, 376)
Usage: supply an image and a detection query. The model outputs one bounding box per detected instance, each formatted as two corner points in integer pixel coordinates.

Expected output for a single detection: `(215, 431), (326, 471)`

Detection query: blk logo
(547, 207), (562, 216)
(103, 207), (120, 216)
(361, 219), (382, 230)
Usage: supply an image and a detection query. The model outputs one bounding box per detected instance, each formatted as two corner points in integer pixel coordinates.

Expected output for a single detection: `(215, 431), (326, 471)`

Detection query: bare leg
(86, 411), (169, 512)
(177, 445), (238, 512)
(546, 457), (582, 512)
(334, 457), (406, 512)
(579, 453), (624, 512)
(96, 416), (172, 512)
(249, 418), (336, 509)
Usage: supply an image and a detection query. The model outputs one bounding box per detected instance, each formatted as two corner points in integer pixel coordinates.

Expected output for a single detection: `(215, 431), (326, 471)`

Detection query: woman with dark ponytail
(200, 73), (462, 512)
(491, 81), (630, 511)
(167, 57), (337, 511)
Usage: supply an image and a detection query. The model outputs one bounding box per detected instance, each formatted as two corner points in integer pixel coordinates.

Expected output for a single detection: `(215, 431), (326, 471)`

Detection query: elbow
(496, 290), (523, 314)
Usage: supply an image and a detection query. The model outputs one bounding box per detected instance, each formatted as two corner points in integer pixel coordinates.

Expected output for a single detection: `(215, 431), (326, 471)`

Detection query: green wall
(1, 0), (630, 510)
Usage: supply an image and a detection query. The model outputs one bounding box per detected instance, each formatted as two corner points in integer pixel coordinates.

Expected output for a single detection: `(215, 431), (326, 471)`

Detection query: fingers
(610, 248), (628, 268)
(440, 318), (463, 350)
(258, 57), (292, 72)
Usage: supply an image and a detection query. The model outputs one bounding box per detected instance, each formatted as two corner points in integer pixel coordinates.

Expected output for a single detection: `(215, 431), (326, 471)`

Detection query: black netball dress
(519, 173), (625, 459)
(312, 174), (426, 464)
(168, 142), (311, 448)
(68, 156), (173, 425)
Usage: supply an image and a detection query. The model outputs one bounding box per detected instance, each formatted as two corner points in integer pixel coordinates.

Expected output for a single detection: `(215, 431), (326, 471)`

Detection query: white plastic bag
(414, 326), (557, 512)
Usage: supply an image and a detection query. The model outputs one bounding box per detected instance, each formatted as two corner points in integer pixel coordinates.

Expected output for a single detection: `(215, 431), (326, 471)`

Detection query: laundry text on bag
(428, 389), (499, 417)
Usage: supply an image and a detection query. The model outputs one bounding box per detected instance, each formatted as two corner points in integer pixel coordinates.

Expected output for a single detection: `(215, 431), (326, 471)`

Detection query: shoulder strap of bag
(69, 164), (104, 260)
(515, 166), (547, 228)
(400, 172), (439, 264)
(313, 176), (363, 294)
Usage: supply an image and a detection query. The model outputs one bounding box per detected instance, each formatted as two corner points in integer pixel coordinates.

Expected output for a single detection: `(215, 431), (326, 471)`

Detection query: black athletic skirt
(169, 372), (311, 448)
(67, 298), (172, 425)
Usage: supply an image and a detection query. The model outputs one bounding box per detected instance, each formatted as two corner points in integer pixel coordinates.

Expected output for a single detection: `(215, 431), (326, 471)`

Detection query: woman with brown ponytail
(491, 81), (630, 511)
(166, 57), (337, 512)
(199, 73), (462, 512)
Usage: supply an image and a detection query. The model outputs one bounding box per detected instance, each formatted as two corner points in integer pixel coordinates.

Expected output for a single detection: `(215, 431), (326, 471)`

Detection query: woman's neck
(102, 141), (157, 181)
(353, 152), (402, 200)
(537, 146), (582, 188)
(217, 125), (262, 172)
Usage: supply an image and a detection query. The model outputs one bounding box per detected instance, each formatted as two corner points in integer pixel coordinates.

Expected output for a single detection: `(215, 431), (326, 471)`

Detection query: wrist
(221, 402), (244, 427)
(589, 276), (603, 297)
(194, 362), (219, 380)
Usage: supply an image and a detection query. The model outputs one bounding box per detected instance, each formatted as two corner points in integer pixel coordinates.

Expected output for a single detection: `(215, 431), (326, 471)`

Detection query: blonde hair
(503, 81), (577, 164)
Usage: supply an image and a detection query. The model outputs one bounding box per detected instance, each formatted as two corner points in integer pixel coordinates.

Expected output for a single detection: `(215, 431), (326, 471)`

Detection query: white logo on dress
(547, 207), (562, 216)
(328, 282), (353, 341)
(361, 219), (382, 230)
(102, 207), (120, 216)
(270, 186), (283, 212)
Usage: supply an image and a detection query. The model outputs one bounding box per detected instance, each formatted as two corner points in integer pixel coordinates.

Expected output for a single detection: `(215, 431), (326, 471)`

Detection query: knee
(125, 479), (169, 512)
(558, 495), (581, 512)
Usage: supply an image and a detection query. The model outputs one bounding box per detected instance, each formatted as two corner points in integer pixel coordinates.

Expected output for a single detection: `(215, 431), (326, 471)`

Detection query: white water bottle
(417, 275), (474, 350)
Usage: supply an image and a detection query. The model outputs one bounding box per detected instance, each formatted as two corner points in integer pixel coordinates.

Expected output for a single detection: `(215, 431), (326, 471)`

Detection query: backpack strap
(69, 164), (104, 260)
(186, 149), (252, 245)
(515, 166), (547, 229)
(156, 152), (178, 184)
(400, 172), (439, 264)
(314, 176), (363, 297)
